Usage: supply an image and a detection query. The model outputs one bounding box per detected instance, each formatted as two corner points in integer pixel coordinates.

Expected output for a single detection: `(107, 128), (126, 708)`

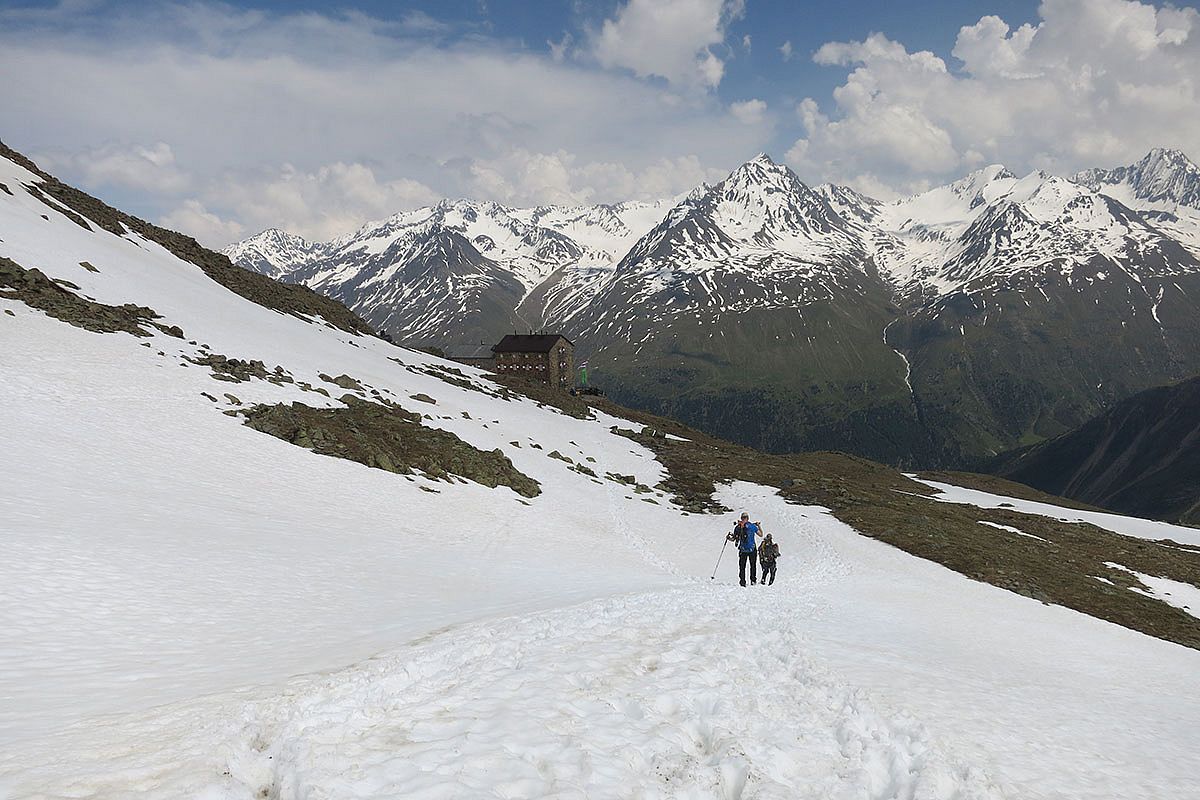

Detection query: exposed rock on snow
(240, 397), (542, 497)
(1, 254), (164, 337)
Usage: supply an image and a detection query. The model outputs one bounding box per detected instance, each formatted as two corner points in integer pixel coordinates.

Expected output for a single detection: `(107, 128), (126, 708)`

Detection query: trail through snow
(5, 484), (1199, 799)
(2, 493), (1004, 800)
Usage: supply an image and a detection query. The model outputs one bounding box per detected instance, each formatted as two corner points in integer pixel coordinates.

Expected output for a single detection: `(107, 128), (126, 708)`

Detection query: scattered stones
(319, 373), (366, 392)
(547, 450), (573, 463)
(154, 323), (185, 339)
(4, 309), (14, 316)
(0, 256), (160, 337)
(200, 392), (218, 403)
(185, 353), (271, 383)
(410, 393), (437, 405)
(78, 261), (99, 273)
(223, 394), (242, 405)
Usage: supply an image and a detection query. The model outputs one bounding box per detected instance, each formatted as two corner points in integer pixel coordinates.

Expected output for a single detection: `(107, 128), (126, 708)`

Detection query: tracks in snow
(3, 492), (1005, 799)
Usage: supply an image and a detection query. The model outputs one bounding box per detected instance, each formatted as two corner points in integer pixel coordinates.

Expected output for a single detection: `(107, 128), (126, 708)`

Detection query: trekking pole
(710, 538), (729, 580)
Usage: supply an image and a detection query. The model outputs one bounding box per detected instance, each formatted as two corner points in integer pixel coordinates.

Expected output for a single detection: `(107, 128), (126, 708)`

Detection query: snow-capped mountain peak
(220, 228), (321, 280)
(1074, 148), (1200, 208)
(702, 154), (852, 250)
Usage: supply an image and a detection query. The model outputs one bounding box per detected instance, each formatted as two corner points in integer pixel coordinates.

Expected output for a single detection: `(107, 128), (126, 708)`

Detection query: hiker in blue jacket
(726, 512), (766, 586)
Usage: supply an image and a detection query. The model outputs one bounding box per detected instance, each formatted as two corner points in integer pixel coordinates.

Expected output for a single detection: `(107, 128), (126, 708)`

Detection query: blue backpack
(738, 522), (759, 552)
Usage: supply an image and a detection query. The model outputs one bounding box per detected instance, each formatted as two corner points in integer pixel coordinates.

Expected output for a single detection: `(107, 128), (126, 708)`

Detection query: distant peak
(1144, 146), (1193, 162)
(725, 154), (798, 186)
(246, 227), (308, 244)
(974, 164), (1016, 182)
(947, 164), (1016, 197)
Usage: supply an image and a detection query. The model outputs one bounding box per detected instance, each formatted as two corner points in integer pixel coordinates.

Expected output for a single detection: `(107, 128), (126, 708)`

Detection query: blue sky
(1, 0), (1198, 245)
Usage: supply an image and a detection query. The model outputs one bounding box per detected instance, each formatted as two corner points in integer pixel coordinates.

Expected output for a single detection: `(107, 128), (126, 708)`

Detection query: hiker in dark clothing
(726, 512), (765, 586)
(758, 533), (780, 585)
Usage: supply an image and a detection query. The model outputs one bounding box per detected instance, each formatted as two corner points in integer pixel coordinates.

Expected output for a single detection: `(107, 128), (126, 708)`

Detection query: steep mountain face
(224, 149), (1200, 467)
(563, 156), (928, 461)
(222, 228), (321, 280)
(562, 154), (1200, 465)
(1075, 147), (1200, 208)
(882, 168), (1200, 464)
(989, 376), (1200, 526)
(1073, 147), (1200, 255)
(223, 198), (672, 350)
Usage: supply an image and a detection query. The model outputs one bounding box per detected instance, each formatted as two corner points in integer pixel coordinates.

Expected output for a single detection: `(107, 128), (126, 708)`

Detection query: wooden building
(492, 334), (574, 387)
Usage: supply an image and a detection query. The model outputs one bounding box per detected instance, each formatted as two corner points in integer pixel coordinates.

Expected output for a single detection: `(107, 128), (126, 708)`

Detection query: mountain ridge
(223, 149), (1200, 467)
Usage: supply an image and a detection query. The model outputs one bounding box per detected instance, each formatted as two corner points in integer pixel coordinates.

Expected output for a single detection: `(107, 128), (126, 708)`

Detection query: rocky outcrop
(1, 255), (164, 337)
(239, 396), (541, 498)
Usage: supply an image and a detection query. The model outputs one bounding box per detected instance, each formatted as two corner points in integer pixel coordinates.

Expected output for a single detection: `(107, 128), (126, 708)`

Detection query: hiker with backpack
(758, 533), (780, 586)
(726, 512), (766, 586)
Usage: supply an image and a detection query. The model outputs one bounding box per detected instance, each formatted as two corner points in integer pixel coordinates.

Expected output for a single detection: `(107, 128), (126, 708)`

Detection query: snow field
(0, 306), (679, 743)
(0, 489), (1007, 800)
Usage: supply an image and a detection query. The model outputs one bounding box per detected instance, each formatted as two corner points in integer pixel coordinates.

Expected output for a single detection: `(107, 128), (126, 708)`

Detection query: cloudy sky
(2, 0), (1199, 246)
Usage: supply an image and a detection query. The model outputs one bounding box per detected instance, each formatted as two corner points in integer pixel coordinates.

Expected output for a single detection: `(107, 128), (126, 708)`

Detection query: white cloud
(742, 34), (752, 53)
(779, 40), (793, 61)
(0, 1), (766, 245)
(590, 0), (745, 89)
(789, 0), (1200, 194)
(450, 149), (726, 208)
(214, 162), (440, 244)
(952, 15), (1038, 79)
(548, 32), (573, 62)
(160, 200), (245, 247)
(730, 98), (767, 125)
(39, 141), (190, 193)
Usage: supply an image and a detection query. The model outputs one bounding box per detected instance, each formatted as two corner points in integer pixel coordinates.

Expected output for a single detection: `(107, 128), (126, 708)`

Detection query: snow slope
(4, 148), (1200, 798)
(913, 478), (1200, 547)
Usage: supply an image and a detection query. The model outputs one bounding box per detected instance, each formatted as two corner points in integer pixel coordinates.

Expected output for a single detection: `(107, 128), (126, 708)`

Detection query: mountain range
(225, 149), (1200, 467)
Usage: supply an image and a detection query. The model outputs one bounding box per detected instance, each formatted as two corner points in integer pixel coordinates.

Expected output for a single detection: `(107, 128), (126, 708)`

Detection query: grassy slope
(898, 263), (1200, 467)
(989, 376), (1200, 525)
(584, 279), (934, 465)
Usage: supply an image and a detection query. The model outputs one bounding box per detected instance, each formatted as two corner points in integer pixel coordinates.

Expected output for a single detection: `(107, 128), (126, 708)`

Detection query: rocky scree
(1, 255), (175, 338)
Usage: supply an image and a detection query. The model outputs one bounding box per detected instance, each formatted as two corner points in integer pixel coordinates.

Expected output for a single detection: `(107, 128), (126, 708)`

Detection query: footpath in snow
(4, 485), (1199, 800)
